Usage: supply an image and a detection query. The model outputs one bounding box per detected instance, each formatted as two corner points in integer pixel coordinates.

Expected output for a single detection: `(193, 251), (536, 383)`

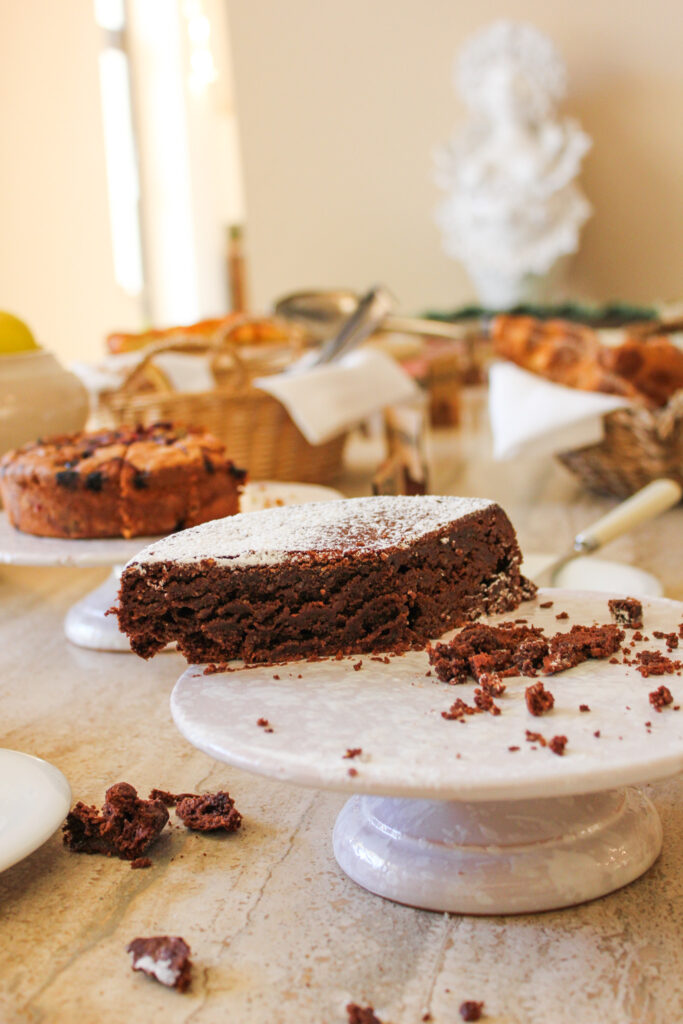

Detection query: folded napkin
(254, 347), (421, 445)
(488, 362), (631, 460)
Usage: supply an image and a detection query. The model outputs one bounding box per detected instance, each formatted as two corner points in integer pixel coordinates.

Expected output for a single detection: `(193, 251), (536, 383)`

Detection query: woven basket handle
(114, 327), (252, 396)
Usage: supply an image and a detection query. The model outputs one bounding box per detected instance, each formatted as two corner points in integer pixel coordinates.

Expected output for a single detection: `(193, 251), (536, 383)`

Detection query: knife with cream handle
(531, 478), (682, 586)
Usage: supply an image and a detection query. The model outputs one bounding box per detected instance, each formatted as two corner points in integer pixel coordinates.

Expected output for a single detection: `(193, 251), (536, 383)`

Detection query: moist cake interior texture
(117, 495), (535, 664)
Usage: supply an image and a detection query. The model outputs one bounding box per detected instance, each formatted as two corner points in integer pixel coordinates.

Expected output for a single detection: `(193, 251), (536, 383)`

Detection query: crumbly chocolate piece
(525, 730), (546, 746)
(549, 735), (568, 756)
(525, 681), (555, 716)
(130, 857), (152, 869)
(63, 783), (168, 860)
(539, 600), (554, 608)
(147, 788), (194, 807)
(542, 625), (624, 674)
(579, 704), (590, 712)
(429, 623), (547, 684)
(608, 598), (643, 630)
(343, 748), (362, 759)
(636, 650), (681, 677)
(346, 1004), (384, 1024)
(649, 685), (674, 711)
(459, 1001), (484, 1021)
(555, 611), (569, 620)
(127, 936), (192, 992)
(118, 496), (534, 664)
(473, 688), (501, 715)
(175, 791), (242, 833)
(257, 717), (273, 732)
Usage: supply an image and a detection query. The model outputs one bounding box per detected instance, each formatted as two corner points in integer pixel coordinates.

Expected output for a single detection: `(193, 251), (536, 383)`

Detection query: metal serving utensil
(531, 478), (682, 587)
(274, 287), (471, 344)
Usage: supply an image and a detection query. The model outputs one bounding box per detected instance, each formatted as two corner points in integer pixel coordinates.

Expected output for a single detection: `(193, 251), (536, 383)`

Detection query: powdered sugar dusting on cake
(128, 495), (494, 569)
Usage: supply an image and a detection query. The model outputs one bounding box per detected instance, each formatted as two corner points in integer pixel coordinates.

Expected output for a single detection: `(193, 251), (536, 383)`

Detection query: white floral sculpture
(434, 21), (592, 308)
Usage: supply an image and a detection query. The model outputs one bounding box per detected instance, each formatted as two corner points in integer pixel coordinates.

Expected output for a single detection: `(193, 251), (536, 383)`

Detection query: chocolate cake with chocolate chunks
(117, 495), (535, 665)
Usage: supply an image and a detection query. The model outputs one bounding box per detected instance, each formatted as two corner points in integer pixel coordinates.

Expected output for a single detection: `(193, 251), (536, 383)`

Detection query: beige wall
(227, 0), (683, 314)
(0, 1), (143, 364)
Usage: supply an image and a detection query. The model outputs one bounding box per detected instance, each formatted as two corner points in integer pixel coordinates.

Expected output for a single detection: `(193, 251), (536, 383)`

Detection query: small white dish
(0, 749), (71, 873)
(523, 552), (663, 597)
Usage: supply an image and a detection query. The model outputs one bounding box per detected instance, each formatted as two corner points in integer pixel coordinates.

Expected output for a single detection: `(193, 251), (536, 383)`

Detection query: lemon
(0, 311), (40, 355)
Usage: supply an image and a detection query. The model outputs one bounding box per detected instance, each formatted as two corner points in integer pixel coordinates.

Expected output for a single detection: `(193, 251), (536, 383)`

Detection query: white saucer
(171, 590), (683, 913)
(0, 750), (71, 873)
(523, 553), (663, 597)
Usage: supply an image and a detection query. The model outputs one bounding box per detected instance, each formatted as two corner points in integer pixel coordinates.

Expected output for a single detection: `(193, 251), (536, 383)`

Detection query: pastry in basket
(0, 423), (247, 539)
(491, 314), (683, 407)
(106, 315), (296, 354)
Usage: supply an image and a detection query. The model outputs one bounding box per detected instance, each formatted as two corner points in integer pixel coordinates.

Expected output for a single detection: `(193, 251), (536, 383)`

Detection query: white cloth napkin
(488, 361), (631, 460)
(254, 347), (420, 445)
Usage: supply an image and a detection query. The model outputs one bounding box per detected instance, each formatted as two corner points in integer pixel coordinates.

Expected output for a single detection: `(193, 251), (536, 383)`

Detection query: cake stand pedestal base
(332, 787), (662, 914)
(63, 568), (128, 651)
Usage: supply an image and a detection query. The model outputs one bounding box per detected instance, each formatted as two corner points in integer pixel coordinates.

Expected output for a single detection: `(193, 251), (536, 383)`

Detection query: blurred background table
(1, 419), (681, 1024)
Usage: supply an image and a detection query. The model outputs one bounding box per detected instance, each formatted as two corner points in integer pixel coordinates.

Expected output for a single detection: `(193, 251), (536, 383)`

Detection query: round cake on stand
(171, 590), (683, 915)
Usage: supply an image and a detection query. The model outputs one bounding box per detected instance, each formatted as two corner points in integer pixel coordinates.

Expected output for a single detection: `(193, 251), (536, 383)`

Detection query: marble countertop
(1, 423), (682, 1023)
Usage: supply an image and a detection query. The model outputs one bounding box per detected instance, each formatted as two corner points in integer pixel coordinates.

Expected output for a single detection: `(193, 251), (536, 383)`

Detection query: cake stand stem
(332, 788), (662, 915)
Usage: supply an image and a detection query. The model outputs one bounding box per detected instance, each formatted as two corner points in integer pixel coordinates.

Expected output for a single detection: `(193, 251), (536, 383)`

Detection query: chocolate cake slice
(117, 495), (534, 664)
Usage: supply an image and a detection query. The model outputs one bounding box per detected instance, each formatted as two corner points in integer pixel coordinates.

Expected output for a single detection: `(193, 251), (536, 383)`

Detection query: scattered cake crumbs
(257, 717), (274, 732)
(346, 1003), (384, 1024)
(343, 748), (362, 759)
(594, 730), (601, 737)
(347, 768), (358, 777)
(653, 630), (679, 650)
(62, 783), (168, 861)
(579, 704), (590, 712)
(442, 698), (480, 720)
(608, 597), (643, 629)
(459, 1000), (484, 1021)
(127, 936), (192, 992)
(549, 735), (568, 756)
(539, 600), (554, 608)
(130, 857), (152, 869)
(526, 730), (546, 747)
(555, 611), (569, 620)
(525, 681), (554, 716)
(649, 685), (674, 712)
(272, 674), (280, 680)
(175, 792), (242, 833)
(508, 745), (520, 752)
(354, 660), (363, 671)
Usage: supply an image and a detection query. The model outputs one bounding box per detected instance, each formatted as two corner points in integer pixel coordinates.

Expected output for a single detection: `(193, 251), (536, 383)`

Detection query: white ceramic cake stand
(171, 590), (683, 915)
(0, 483), (344, 652)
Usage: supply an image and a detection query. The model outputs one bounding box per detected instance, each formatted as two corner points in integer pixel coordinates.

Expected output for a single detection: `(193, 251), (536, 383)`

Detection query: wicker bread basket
(557, 391), (683, 498)
(99, 320), (347, 484)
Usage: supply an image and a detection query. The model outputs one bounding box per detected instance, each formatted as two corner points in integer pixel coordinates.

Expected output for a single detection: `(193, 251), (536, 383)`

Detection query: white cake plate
(171, 590), (683, 914)
(0, 750), (71, 873)
(0, 482), (344, 651)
